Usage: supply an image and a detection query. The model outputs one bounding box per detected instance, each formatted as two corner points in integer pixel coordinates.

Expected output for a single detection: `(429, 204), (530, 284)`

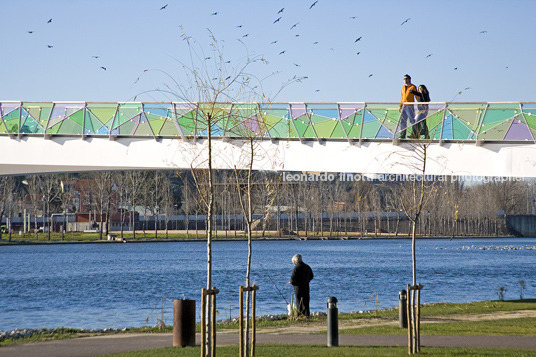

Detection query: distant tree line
(0, 170), (533, 239)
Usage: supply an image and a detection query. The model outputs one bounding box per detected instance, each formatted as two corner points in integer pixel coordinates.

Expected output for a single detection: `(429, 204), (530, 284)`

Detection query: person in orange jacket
(399, 74), (417, 139)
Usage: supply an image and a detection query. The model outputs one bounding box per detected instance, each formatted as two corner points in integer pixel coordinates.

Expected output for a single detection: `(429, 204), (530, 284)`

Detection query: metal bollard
(399, 290), (408, 329)
(173, 299), (196, 347)
(327, 296), (338, 347)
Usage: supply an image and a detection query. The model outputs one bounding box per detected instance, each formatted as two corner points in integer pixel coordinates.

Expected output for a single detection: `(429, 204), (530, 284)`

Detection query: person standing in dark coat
(287, 254), (314, 317)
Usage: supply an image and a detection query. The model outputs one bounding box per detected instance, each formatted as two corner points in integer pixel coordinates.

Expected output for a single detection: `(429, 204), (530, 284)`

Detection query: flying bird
(315, 89), (320, 92)
(368, 74), (373, 77)
(273, 17), (282, 24)
(160, 4), (168, 10)
(242, 34), (249, 37)
(279, 50), (286, 55)
(400, 18), (411, 26)
(294, 63), (301, 67)
(47, 45), (53, 48)
(47, 18), (52, 23)
(313, 41), (319, 44)
(225, 60), (231, 63)
(453, 67), (458, 70)
(356, 51), (360, 55)
(354, 36), (362, 42)
(309, 1), (318, 9)
(236, 25), (243, 28)
(295, 34), (300, 37)
(479, 30), (487, 34)
(225, 76), (231, 80)
(211, 12), (218, 15)
(290, 23), (299, 30)
(426, 53), (432, 58)
(100, 67), (107, 71)
(27, 30), (34, 34)
(205, 56), (211, 60)
(278, 8), (284, 14)
(91, 56), (100, 59)
(270, 40), (278, 44)
(349, 16), (357, 20)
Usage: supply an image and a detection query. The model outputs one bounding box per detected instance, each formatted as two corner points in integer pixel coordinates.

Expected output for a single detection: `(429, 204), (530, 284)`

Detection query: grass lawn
(101, 345), (536, 357)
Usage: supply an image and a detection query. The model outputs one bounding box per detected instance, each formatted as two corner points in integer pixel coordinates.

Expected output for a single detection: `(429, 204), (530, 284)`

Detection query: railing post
(201, 288), (207, 357)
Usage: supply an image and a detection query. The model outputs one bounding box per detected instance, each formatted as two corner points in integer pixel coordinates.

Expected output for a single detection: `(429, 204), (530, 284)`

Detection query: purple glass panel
(504, 118), (534, 141)
(242, 114), (261, 135)
(339, 105), (364, 120)
(290, 104), (306, 118)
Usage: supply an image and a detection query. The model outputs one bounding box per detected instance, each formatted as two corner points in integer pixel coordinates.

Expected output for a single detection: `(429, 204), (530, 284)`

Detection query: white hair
(292, 254), (302, 264)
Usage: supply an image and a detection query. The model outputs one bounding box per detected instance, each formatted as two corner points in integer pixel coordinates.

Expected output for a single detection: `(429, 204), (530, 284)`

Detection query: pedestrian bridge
(1, 101), (536, 177)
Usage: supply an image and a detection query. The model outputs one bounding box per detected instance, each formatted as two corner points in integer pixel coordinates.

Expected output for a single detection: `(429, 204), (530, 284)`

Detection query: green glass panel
(87, 104), (117, 125)
(313, 120), (337, 138)
(24, 103), (52, 128)
(426, 110), (445, 139)
(84, 112), (97, 134)
(55, 118), (83, 135)
(68, 110), (85, 127)
(451, 118), (473, 140)
(113, 104), (142, 128)
(267, 118), (290, 138)
(447, 104), (486, 131)
(159, 120), (179, 136)
(478, 119), (512, 140)
(303, 124), (317, 138)
(149, 118), (164, 135)
(524, 113), (536, 131)
(330, 121), (347, 138)
(480, 104), (519, 129)
(135, 121), (154, 136)
(361, 120), (381, 138)
(4, 118), (19, 133)
(342, 111), (362, 126)
(20, 116), (43, 133)
(177, 111), (196, 135)
(291, 119), (308, 138)
(0, 120), (6, 133)
(263, 114), (283, 128)
(346, 123), (361, 139)
(47, 123), (60, 134)
(308, 113), (329, 123)
(117, 120), (135, 135)
(3, 107), (20, 122)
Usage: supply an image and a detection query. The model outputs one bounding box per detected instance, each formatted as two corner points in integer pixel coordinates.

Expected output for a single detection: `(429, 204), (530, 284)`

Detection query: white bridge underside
(2, 136), (536, 177)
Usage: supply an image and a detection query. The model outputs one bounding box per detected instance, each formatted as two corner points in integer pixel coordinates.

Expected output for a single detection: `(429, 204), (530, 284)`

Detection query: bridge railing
(1, 101), (535, 143)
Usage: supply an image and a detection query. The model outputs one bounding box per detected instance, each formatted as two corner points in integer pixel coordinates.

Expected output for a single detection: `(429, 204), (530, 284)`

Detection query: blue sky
(1, 0), (534, 103)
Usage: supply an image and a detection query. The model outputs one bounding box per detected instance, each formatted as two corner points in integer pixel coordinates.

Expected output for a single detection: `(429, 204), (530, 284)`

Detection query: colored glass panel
(478, 119), (512, 140)
(447, 104), (486, 132)
(87, 104), (117, 126)
(339, 105), (365, 120)
(117, 120), (136, 135)
(313, 120), (337, 138)
(135, 121), (155, 136)
(441, 115), (454, 140)
(54, 117), (83, 135)
(426, 110), (445, 139)
(3, 108), (20, 133)
(113, 104), (142, 129)
(330, 121), (347, 138)
(177, 111), (196, 135)
(504, 116), (534, 141)
(160, 120), (179, 136)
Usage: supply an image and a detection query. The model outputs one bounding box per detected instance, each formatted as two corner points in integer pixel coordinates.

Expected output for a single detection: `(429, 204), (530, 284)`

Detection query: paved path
(1, 332), (536, 357)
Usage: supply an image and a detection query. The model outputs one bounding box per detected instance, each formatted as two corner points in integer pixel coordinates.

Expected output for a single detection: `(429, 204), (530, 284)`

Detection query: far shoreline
(0, 234), (527, 246)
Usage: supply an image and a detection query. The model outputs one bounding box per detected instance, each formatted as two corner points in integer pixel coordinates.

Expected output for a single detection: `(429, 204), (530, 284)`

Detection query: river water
(0, 238), (534, 331)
